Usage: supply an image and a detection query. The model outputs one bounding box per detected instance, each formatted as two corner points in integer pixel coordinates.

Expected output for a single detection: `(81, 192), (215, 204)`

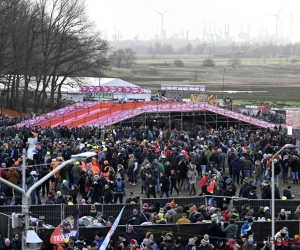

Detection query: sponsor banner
(80, 85), (145, 94)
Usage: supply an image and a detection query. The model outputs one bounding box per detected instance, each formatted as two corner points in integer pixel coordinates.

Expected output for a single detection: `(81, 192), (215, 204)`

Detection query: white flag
(99, 206), (126, 250)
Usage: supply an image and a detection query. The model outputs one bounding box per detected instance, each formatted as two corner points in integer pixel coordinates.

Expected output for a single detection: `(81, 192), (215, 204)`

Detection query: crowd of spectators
(239, 109), (286, 125)
(0, 120), (299, 249)
(0, 115), (31, 127)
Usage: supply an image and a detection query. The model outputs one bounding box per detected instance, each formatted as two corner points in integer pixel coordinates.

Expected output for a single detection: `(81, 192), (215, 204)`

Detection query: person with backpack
(26, 170), (41, 205)
(11, 147), (20, 162)
(113, 174), (125, 204)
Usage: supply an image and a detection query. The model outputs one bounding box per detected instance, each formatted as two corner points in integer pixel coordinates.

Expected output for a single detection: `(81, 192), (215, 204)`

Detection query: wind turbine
(151, 7), (173, 41)
(267, 4), (284, 38)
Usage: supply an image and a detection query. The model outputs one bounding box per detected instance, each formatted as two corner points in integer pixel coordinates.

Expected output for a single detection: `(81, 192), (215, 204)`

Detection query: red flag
(50, 208), (79, 245)
(50, 226), (65, 245)
(207, 181), (215, 194)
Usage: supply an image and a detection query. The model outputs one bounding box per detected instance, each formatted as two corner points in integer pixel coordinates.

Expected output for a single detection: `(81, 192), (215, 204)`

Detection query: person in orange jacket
(52, 157), (63, 191)
(91, 157), (101, 174)
(102, 160), (110, 180)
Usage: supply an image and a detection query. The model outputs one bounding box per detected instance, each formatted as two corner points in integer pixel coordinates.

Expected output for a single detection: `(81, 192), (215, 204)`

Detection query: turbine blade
(163, 6), (173, 15)
(151, 9), (163, 15)
(266, 13), (276, 16)
(277, 3), (284, 15)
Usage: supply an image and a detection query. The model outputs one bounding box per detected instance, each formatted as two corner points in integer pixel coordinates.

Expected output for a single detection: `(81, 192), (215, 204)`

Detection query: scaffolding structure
(116, 109), (263, 132)
(158, 84), (207, 102)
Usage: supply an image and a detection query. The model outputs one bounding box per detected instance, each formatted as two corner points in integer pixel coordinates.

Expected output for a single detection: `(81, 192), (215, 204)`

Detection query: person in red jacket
(199, 172), (209, 195)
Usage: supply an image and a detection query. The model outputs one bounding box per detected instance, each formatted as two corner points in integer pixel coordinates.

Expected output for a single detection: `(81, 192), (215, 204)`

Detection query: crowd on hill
(0, 115), (30, 127)
(239, 110), (286, 125)
(0, 122), (299, 249)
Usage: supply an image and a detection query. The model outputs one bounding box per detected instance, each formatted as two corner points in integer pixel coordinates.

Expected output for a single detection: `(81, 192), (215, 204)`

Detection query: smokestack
(291, 11), (293, 41)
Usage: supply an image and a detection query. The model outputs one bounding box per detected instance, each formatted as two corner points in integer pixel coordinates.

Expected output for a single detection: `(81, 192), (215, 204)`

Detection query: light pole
(0, 152), (96, 250)
(222, 66), (226, 101)
(271, 144), (297, 250)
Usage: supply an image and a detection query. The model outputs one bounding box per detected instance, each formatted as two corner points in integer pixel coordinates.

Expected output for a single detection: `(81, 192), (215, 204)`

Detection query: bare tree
(109, 49), (125, 68)
(33, 0), (109, 112)
(186, 43), (193, 55)
(123, 48), (136, 69)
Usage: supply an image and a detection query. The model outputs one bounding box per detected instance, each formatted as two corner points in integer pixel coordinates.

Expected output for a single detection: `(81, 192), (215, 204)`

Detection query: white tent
(81, 78), (151, 101)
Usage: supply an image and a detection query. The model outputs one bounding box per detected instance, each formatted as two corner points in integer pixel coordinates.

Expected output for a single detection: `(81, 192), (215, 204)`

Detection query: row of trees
(148, 42), (300, 57)
(0, 0), (109, 113)
(108, 48), (136, 69)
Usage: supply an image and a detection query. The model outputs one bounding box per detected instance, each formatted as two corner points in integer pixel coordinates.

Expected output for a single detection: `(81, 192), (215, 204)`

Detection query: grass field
(233, 100), (300, 107)
(135, 54), (293, 65)
(103, 53), (300, 105)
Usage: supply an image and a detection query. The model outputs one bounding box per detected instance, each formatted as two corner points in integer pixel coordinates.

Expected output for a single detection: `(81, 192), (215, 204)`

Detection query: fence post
(7, 218), (10, 239)
(61, 204), (64, 222)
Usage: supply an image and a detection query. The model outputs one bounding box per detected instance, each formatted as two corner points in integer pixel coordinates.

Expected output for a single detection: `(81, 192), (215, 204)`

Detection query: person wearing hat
(238, 179), (252, 198)
(44, 190), (56, 204)
(142, 239), (154, 250)
(55, 191), (66, 204)
(94, 232), (104, 249)
(170, 206), (183, 223)
(240, 219), (253, 239)
(170, 238), (183, 250)
(123, 225), (138, 246)
(156, 232), (175, 250)
(184, 238), (196, 250)
(89, 205), (98, 217)
(261, 181), (271, 199)
(214, 239), (227, 250)
(127, 209), (142, 225)
(6, 166), (19, 185)
(198, 235), (212, 250)
(277, 209), (289, 220)
(224, 178), (237, 196)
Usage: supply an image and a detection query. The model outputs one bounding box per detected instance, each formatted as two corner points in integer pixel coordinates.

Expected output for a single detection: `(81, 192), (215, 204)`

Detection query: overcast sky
(86, 0), (300, 41)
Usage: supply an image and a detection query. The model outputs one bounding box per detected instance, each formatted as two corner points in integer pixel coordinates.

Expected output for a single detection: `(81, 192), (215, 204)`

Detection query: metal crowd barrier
(1, 198), (300, 239)
(140, 196), (206, 208)
(30, 204), (62, 226)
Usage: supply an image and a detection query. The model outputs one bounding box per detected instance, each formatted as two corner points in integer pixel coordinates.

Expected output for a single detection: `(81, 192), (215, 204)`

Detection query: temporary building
(80, 78), (152, 101)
